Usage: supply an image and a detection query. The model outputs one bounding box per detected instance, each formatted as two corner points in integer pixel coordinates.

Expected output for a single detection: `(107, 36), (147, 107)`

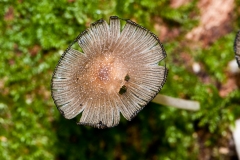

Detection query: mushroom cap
(234, 30), (240, 67)
(51, 16), (167, 128)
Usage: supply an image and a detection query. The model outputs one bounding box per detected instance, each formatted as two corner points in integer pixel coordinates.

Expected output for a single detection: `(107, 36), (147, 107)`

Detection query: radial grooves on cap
(51, 48), (87, 119)
(125, 19), (167, 59)
(51, 16), (168, 128)
(109, 16), (121, 50)
(234, 30), (240, 67)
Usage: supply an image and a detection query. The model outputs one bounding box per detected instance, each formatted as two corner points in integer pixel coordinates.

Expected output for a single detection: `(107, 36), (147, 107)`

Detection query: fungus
(152, 94), (200, 111)
(51, 16), (167, 128)
(234, 30), (240, 67)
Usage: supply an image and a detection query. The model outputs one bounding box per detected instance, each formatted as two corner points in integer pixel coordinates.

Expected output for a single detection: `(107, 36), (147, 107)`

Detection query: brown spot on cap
(124, 74), (130, 82)
(119, 85), (127, 95)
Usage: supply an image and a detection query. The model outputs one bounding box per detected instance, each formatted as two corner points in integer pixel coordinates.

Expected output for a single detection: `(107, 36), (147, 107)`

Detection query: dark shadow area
(53, 102), (195, 160)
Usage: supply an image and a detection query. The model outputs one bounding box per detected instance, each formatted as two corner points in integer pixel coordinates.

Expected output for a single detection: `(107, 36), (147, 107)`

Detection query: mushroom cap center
(98, 65), (110, 81)
(82, 54), (128, 94)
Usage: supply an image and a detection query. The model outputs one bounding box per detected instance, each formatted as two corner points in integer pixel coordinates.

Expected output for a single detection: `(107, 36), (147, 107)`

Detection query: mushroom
(152, 94), (200, 111)
(232, 31), (240, 160)
(51, 16), (167, 128)
(234, 30), (240, 67)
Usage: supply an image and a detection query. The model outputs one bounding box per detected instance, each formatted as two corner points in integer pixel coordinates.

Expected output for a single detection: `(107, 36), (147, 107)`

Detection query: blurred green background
(1, 0), (240, 159)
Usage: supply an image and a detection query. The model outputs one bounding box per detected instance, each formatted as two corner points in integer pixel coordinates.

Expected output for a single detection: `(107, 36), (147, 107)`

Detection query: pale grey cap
(51, 16), (167, 128)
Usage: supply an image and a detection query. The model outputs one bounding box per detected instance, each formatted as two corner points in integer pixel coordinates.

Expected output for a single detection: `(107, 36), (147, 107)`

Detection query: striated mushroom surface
(51, 16), (167, 128)
(234, 30), (240, 67)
